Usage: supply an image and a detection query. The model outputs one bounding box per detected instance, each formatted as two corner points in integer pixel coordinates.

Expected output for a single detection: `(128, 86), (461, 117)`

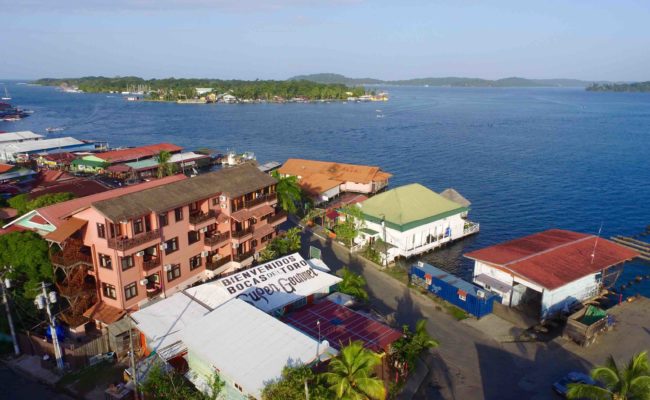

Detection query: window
(234, 383), (243, 393)
(109, 223), (122, 238)
(102, 283), (117, 299)
(133, 218), (144, 235)
(159, 212), (168, 227)
(174, 207), (183, 222)
(98, 253), (112, 269)
(188, 230), (200, 245)
(124, 282), (138, 300)
(164, 237), (179, 255)
(166, 264), (181, 281)
(96, 223), (106, 239)
(121, 256), (134, 271)
(189, 254), (202, 270)
(212, 198), (218, 206)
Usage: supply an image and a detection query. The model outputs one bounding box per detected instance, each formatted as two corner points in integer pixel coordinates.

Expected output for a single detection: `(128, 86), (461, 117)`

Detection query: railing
(50, 251), (93, 267)
(463, 221), (480, 235)
(233, 193), (277, 211)
(233, 249), (255, 262)
(146, 286), (162, 298)
(189, 209), (216, 225)
(204, 232), (229, 247)
(142, 257), (161, 271)
(231, 226), (254, 239)
(107, 229), (160, 251)
(267, 211), (287, 224)
(206, 256), (231, 271)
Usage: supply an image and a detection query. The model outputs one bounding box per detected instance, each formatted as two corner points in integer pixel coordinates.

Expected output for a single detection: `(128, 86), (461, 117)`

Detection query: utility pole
(37, 282), (64, 370)
(1, 271), (19, 356)
(128, 317), (140, 400)
(380, 215), (388, 268)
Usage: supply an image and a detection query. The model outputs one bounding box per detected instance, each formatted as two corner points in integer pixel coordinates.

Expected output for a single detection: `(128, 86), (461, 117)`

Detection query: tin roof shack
(410, 262), (499, 318)
(182, 299), (336, 400)
(465, 229), (639, 322)
(563, 305), (610, 347)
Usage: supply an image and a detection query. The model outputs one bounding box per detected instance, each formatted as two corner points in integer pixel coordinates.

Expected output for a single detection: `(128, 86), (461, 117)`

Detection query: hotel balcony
(204, 232), (229, 249)
(107, 229), (160, 251)
(267, 211), (287, 225)
(206, 256), (231, 271)
(232, 193), (278, 211)
(142, 256), (161, 271)
(231, 226), (254, 241)
(189, 210), (217, 230)
(233, 249), (256, 263)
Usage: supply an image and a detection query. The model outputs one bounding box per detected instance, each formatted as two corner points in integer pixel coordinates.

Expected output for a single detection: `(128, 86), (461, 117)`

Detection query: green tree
(258, 247), (278, 263)
(337, 267), (369, 302)
(568, 351), (650, 400)
(7, 192), (75, 215)
(262, 364), (329, 400)
(322, 341), (386, 400)
(334, 205), (365, 246)
(260, 227), (303, 262)
(141, 364), (224, 400)
(272, 171), (302, 214)
(284, 227), (302, 252)
(156, 150), (177, 178)
(390, 320), (438, 377)
(0, 231), (53, 300)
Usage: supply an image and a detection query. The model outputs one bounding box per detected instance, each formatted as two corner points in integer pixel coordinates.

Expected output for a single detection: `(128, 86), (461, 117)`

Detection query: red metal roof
(465, 229), (639, 290)
(0, 164), (14, 174)
(283, 300), (402, 353)
(96, 143), (182, 164)
(28, 178), (110, 200)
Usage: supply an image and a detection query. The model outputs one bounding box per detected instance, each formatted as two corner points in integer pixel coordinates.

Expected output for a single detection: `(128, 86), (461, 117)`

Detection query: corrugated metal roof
(413, 262), (487, 297)
(0, 131), (43, 143)
(0, 137), (85, 155)
(465, 229), (640, 290)
(92, 163), (276, 222)
(439, 188), (471, 207)
(95, 143), (182, 163)
(182, 299), (326, 399)
(44, 217), (87, 244)
(279, 158), (392, 184)
(359, 183), (468, 232)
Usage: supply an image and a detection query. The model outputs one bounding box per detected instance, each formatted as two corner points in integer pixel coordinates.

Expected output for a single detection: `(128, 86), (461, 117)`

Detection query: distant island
(34, 77), (368, 102)
(289, 73), (599, 88)
(586, 82), (650, 92)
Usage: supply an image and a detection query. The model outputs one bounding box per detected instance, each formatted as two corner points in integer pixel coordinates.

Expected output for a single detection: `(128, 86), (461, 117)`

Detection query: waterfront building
(94, 143), (182, 165)
(0, 137), (95, 162)
(71, 155), (109, 174)
(278, 158), (392, 204)
(0, 130), (43, 145)
(106, 151), (210, 180)
(465, 229), (639, 321)
(355, 183), (479, 262)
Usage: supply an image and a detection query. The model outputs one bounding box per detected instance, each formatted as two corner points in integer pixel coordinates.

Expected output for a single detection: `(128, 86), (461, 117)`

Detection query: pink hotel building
(16, 164), (287, 324)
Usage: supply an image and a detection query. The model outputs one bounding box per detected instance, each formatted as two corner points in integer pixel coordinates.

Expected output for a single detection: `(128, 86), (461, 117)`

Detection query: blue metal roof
(412, 262), (496, 298)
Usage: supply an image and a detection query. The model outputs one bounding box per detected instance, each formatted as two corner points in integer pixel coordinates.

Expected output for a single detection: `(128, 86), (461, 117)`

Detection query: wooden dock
(611, 235), (650, 261)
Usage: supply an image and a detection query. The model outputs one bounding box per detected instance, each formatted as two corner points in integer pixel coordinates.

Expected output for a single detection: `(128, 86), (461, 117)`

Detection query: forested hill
(289, 73), (596, 88)
(34, 77), (366, 100)
(586, 82), (650, 92)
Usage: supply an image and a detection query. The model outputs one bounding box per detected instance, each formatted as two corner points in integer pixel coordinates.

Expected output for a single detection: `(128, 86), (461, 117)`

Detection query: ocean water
(4, 82), (650, 297)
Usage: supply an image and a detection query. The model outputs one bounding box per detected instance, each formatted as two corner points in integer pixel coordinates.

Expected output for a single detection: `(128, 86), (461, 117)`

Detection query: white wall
(541, 273), (601, 318)
(340, 181), (373, 193)
(472, 261), (514, 304)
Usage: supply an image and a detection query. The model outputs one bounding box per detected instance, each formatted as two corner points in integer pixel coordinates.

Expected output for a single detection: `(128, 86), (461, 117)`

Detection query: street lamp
(35, 282), (64, 370)
(1, 266), (19, 356)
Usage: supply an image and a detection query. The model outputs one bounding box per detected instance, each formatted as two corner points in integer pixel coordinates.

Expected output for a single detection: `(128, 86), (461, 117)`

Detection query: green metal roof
(358, 183), (468, 232)
(71, 158), (107, 168)
(125, 158), (158, 171)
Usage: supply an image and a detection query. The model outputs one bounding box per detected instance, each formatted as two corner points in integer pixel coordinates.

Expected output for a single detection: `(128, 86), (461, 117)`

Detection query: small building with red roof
(95, 143), (182, 164)
(464, 229), (639, 320)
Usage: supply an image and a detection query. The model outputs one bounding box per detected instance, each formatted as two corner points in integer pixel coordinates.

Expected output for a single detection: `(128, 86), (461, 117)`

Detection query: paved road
(298, 226), (590, 400)
(0, 364), (74, 400)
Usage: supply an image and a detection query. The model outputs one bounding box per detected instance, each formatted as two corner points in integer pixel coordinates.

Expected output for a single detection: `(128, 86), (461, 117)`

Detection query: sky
(1, 0), (649, 81)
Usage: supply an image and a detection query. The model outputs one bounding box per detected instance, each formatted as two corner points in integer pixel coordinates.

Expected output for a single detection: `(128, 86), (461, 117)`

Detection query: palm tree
(272, 171), (302, 214)
(322, 341), (386, 400)
(568, 351), (650, 400)
(285, 227), (302, 252)
(411, 319), (439, 352)
(338, 267), (369, 302)
(155, 150), (176, 178)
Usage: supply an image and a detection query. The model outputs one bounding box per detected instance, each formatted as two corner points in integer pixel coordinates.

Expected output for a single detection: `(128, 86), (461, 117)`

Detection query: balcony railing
(233, 193), (278, 211)
(142, 257), (161, 271)
(204, 232), (229, 247)
(267, 211), (287, 224)
(189, 210), (216, 225)
(50, 251), (93, 267)
(463, 221), (480, 236)
(206, 256), (231, 271)
(231, 226), (254, 239)
(233, 249), (255, 262)
(107, 229), (160, 251)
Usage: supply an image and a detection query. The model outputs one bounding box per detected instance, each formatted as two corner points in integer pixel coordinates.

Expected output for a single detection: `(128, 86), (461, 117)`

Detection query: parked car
(553, 372), (597, 397)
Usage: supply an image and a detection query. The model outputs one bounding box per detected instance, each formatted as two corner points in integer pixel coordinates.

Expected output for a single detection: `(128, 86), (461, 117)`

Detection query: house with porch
(355, 183), (479, 262)
(465, 229), (639, 321)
